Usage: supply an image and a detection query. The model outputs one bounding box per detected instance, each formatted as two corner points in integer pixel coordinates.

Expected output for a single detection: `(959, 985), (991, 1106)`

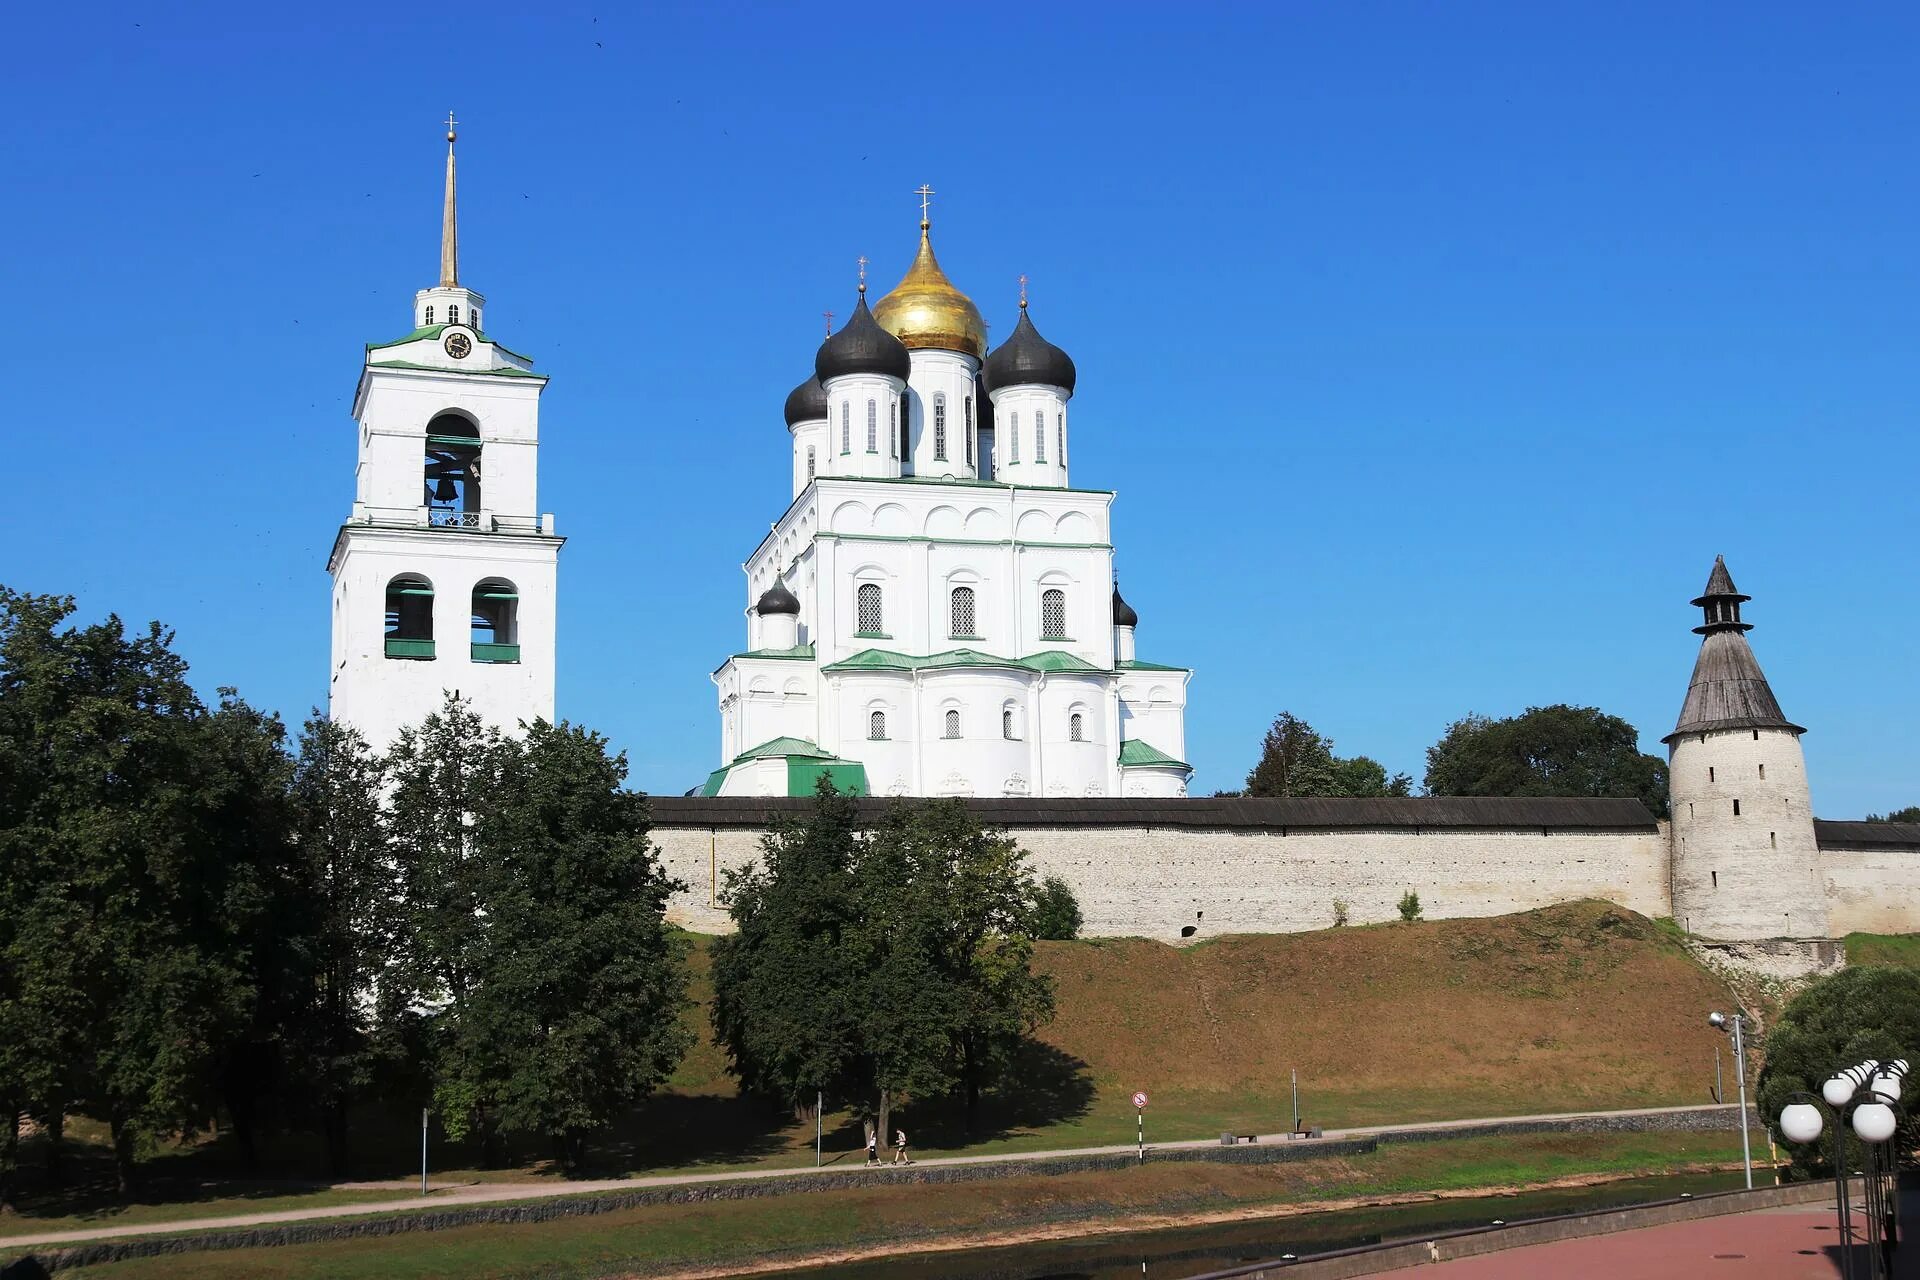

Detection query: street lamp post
(1776, 1057), (1908, 1280)
(1709, 1011), (1753, 1189)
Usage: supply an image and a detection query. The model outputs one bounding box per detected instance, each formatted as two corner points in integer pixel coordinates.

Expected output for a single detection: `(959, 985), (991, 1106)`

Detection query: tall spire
(440, 112), (459, 289)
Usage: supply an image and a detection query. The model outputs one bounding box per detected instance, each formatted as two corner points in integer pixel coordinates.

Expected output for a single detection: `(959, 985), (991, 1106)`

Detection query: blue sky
(3, 2), (1914, 812)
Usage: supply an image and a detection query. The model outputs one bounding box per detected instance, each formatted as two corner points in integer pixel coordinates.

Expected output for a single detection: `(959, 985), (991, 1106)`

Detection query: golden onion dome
(873, 221), (988, 359)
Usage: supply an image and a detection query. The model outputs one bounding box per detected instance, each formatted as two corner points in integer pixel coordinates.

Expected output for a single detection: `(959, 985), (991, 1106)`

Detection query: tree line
(0, 588), (1072, 1204)
(1227, 704), (1672, 817)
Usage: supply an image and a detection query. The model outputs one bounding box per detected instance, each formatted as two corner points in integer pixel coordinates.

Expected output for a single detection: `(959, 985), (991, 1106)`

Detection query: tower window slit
(1770, 831), (1777, 849)
(807, 446), (815, 480)
(866, 399), (877, 453)
(1035, 413), (1046, 463)
(841, 404), (850, 454)
(1057, 414), (1064, 465)
(934, 395), (948, 461)
(1733, 799), (1741, 816)
(1711, 870), (1718, 888)
(1009, 413), (1020, 463)
(1758, 763), (1765, 780)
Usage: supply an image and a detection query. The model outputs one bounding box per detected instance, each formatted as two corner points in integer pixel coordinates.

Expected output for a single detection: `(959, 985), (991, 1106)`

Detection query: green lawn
(24, 1129), (1750, 1280)
(1844, 932), (1920, 969)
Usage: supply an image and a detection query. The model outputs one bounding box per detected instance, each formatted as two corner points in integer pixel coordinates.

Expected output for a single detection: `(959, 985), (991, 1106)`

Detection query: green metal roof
(367, 325), (536, 363)
(729, 643), (815, 661)
(1118, 738), (1191, 770)
(824, 647), (1104, 674)
(698, 737), (870, 798)
(730, 736), (838, 764)
(1117, 659), (1190, 672)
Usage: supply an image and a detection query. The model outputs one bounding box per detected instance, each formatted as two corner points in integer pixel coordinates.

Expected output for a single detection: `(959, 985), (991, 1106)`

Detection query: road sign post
(1132, 1091), (1149, 1161)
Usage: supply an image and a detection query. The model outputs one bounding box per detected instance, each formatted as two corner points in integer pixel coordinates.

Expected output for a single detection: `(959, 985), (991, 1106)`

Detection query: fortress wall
(1821, 851), (1920, 936)
(651, 819), (1672, 941)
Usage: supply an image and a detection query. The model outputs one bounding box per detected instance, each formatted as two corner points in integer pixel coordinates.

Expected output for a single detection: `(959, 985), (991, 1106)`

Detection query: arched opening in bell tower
(471, 579), (520, 663)
(425, 412), (481, 527)
(384, 575), (435, 659)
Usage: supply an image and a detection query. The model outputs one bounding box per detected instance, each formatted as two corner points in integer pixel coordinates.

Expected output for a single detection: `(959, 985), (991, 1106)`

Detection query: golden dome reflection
(872, 222), (988, 359)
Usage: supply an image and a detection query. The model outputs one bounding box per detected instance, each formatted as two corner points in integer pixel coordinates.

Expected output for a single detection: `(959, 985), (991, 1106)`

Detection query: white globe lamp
(1823, 1076), (1856, 1108)
(1870, 1072), (1903, 1103)
(1779, 1102), (1824, 1144)
(1852, 1101), (1898, 1144)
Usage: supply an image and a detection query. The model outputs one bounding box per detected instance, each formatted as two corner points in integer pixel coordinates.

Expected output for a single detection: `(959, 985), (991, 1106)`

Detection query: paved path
(1426, 1195), (1920, 1278)
(0, 1102), (1743, 1252)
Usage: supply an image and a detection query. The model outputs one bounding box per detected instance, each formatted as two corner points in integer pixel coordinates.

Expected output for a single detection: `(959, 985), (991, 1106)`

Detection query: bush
(1033, 876), (1084, 941)
(1332, 899), (1350, 927)
(1397, 890), (1423, 923)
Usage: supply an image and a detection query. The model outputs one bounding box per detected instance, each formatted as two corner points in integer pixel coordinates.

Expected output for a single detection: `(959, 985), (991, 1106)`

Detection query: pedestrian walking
(864, 1120), (879, 1166)
(892, 1128), (911, 1165)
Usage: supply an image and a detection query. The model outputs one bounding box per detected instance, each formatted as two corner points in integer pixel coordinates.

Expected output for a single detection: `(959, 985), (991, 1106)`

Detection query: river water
(760, 1169), (1748, 1280)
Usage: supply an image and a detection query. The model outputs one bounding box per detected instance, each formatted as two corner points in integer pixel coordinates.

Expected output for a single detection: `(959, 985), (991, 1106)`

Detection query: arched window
(868, 711), (888, 741)
(384, 575), (435, 659)
(1069, 712), (1084, 742)
(1056, 413), (1064, 465)
(949, 586), (976, 637)
(448, 304), (459, 325)
(944, 709), (961, 739)
(933, 394), (948, 460)
(471, 580), (520, 663)
(425, 413), (481, 527)
(424, 306), (434, 325)
(807, 446), (816, 480)
(866, 399), (877, 453)
(856, 582), (884, 635)
(1040, 588), (1067, 640)
(1035, 414), (1046, 462)
(1002, 709), (1015, 740)
(840, 403), (850, 454)
(890, 400), (898, 457)
(1009, 413), (1020, 463)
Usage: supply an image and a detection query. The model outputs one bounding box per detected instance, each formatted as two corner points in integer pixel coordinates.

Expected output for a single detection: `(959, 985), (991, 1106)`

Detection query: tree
(1245, 712), (1412, 798)
(1866, 806), (1920, 823)
(1422, 705), (1670, 818)
(283, 713), (393, 1176)
(1757, 966), (1920, 1177)
(464, 721), (691, 1168)
(711, 781), (867, 1117)
(385, 694), (511, 1162)
(1397, 890), (1423, 922)
(1033, 877), (1083, 941)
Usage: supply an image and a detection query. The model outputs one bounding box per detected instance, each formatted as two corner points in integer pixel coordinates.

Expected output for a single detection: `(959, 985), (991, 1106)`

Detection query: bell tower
(326, 118), (562, 747)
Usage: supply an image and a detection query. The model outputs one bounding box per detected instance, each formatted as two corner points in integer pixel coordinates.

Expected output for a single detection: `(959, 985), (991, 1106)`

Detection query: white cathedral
(701, 204), (1193, 799)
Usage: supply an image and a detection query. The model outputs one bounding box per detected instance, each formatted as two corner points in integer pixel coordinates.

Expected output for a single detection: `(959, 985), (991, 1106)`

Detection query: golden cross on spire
(444, 110), (458, 142)
(1018, 273), (1029, 309)
(856, 254), (868, 294)
(915, 183), (935, 228)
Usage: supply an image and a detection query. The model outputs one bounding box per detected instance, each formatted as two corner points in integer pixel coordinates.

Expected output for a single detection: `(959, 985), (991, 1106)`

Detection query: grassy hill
(0, 901), (1742, 1235)
(665, 900), (1738, 1159)
(1844, 931), (1920, 969)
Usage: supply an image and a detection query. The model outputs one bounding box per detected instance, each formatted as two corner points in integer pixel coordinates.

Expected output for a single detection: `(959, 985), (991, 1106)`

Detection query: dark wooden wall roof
(1814, 820), (1920, 852)
(647, 795), (1662, 832)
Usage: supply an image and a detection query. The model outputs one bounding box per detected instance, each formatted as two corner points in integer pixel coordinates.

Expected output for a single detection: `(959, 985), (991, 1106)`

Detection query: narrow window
(1752, 729), (1759, 740)
(868, 711), (887, 741)
(807, 447), (816, 480)
(448, 304), (459, 325)
(1711, 870), (1718, 888)
(424, 306), (434, 325)
(1770, 831), (1777, 849)
(1733, 799), (1741, 816)
(1709, 766), (1715, 782)
(934, 395), (948, 460)
(866, 399), (877, 452)
(841, 403), (850, 454)
(1056, 414), (1064, 464)
(1040, 588), (1066, 640)
(950, 585), (976, 637)
(1003, 709), (1014, 740)
(1009, 412), (1020, 463)
(890, 400), (898, 457)
(965, 397), (975, 466)
(856, 582), (883, 634)
(1034, 415), (1046, 463)
(1069, 712), (1084, 742)
(1758, 763), (1765, 780)
(944, 709), (961, 739)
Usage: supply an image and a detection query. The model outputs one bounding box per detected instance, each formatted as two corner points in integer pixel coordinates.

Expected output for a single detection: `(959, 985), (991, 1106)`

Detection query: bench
(1219, 1131), (1260, 1145)
(1287, 1124), (1323, 1140)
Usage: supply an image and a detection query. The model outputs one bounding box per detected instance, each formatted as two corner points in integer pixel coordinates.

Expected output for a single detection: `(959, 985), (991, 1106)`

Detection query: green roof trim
(366, 360), (548, 381)
(697, 766), (730, 797)
(730, 643), (816, 662)
(730, 735), (838, 764)
(824, 647), (1104, 674)
(1117, 659), (1190, 672)
(367, 325), (535, 363)
(1118, 738), (1191, 770)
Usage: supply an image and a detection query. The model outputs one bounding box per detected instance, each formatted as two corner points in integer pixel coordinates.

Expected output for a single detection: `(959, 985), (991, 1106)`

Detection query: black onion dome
(1112, 587), (1138, 628)
(982, 307), (1077, 395)
(815, 294), (911, 383)
(754, 581), (801, 616)
(783, 373), (828, 427)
